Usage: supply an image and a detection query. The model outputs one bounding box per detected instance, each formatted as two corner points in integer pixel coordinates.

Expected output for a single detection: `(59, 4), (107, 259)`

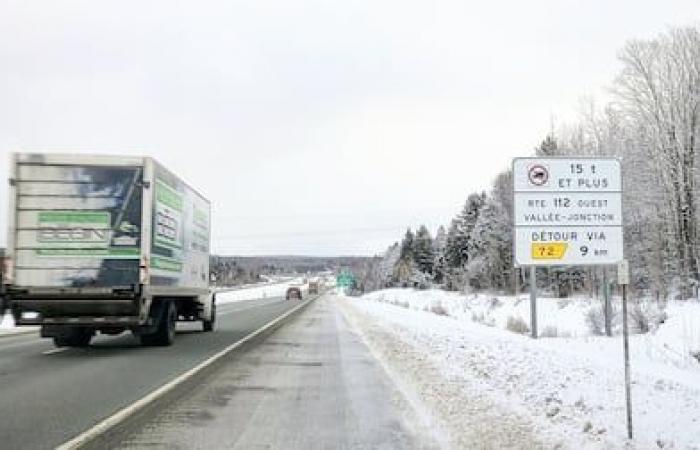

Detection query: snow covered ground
(216, 277), (305, 304)
(339, 288), (700, 449)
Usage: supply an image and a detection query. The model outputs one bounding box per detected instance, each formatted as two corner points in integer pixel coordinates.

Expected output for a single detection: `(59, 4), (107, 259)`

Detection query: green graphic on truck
(152, 177), (185, 274)
(150, 165), (210, 286)
(154, 180), (184, 251)
(36, 211), (139, 258)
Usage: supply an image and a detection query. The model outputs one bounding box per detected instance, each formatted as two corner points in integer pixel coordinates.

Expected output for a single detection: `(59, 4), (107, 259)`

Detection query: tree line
(359, 26), (700, 300)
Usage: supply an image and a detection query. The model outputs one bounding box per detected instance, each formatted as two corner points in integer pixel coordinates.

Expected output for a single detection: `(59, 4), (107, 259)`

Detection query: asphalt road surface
(0, 296), (300, 450)
(113, 296), (438, 449)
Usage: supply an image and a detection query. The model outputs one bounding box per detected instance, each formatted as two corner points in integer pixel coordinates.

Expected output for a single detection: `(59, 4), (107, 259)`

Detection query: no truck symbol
(528, 164), (549, 186)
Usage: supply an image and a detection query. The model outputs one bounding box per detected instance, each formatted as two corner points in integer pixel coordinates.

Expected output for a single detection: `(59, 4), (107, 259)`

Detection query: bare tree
(614, 27), (700, 298)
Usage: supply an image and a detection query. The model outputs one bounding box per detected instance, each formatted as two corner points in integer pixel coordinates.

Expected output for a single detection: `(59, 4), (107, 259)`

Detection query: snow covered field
(216, 278), (305, 304)
(339, 288), (700, 449)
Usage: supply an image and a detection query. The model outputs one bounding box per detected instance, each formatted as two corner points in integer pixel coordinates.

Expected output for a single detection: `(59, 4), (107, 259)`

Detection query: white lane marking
(56, 295), (319, 450)
(42, 348), (69, 355)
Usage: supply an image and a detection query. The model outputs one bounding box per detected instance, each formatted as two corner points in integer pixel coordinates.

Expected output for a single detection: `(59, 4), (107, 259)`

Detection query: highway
(111, 296), (437, 449)
(0, 296), (301, 450)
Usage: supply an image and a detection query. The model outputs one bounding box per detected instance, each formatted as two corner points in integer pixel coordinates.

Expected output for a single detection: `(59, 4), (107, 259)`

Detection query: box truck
(3, 153), (215, 347)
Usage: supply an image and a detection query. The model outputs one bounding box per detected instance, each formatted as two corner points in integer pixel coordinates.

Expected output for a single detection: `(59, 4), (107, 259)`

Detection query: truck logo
(37, 211), (112, 245)
(39, 228), (109, 243)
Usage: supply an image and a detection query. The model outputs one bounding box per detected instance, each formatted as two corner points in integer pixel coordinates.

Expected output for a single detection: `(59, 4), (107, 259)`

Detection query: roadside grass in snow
(506, 315), (530, 335)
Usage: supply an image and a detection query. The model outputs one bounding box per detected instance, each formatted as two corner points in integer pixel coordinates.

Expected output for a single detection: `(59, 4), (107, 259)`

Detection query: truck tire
(141, 300), (176, 346)
(53, 328), (92, 348)
(202, 302), (216, 332)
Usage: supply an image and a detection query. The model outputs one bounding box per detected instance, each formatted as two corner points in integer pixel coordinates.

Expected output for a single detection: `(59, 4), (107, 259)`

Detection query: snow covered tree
(444, 192), (486, 290)
(412, 225), (435, 276)
(399, 228), (415, 262)
(613, 27), (700, 298)
(392, 228), (416, 286)
(465, 195), (512, 291)
(380, 242), (401, 287)
(536, 134), (559, 156)
(356, 256), (383, 293)
(432, 225), (447, 284)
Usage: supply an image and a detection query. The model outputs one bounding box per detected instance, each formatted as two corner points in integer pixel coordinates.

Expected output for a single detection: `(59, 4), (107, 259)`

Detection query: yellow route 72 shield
(531, 242), (568, 260)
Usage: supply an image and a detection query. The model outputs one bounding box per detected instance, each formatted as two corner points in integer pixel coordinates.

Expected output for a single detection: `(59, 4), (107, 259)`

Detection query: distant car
(286, 287), (302, 300)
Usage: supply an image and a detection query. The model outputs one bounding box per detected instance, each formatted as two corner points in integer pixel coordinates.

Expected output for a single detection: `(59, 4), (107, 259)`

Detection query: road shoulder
(113, 296), (439, 449)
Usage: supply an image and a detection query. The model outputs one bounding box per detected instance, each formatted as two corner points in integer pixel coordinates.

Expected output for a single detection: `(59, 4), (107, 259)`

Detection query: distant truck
(3, 153), (215, 347)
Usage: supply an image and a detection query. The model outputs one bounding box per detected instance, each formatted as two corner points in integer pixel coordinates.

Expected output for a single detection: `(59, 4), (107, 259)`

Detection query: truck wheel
(53, 328), (92, 348)
(202, 302), (216, 332)
(141, 300), (176, 346)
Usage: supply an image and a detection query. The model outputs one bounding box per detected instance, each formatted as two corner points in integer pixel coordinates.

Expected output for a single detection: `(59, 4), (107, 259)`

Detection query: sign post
(604, 268), (612, 337)
(618, 259), (633, 440)
(529, 266), (537, 338)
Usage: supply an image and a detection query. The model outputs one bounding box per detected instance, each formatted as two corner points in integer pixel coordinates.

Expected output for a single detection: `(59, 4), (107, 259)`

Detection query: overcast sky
(0, 1), (698, 256)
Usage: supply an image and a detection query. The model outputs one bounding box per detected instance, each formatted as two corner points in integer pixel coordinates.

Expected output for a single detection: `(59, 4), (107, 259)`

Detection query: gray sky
(1, 1), (698, 256)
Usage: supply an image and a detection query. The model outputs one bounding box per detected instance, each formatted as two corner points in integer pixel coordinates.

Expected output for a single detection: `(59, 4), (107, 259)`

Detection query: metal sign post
(603, 268), (612, 337)
(618, 259), (633, 440)
(529, 266), (537, 338)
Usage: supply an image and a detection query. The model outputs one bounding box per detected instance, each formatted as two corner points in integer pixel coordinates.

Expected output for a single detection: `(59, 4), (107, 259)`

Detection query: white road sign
(513, 158), (623, 266)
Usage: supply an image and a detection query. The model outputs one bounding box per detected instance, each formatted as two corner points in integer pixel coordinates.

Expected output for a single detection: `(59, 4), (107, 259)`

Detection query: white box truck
(2, 153), (216, 347)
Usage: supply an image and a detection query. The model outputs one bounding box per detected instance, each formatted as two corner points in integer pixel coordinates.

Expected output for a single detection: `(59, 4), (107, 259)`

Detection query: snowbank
(0, 313), (17, 330)
(216, 278), (305, 305)
(0, 313), (37, 336)
(342, 289), (700, 448)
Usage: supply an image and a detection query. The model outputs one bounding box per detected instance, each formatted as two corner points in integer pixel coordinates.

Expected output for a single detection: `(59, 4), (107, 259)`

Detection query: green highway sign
(336, 271), (355, 288)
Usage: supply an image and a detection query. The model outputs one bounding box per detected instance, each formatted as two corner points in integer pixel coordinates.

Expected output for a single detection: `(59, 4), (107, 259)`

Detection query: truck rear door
(11, 157), (144, 288)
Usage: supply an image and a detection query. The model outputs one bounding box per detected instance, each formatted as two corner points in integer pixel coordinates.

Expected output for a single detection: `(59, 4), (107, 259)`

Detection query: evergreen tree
(536, 134), (558, 156)
(442, 193), (486, 291)
(399, 228), (415, 263)
(444, 192), (486, 269)
(466, 198), (511, 290)
(444, 218), (461, 268)
(432, 225), (447, 284)
(380, 242), (401, 287)
(412, 225), (435, 275)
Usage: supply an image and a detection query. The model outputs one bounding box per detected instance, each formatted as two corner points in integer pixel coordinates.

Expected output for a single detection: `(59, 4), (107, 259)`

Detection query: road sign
(513, 158), (623, 266)
(618, 259), (630, 285)
(528, 164), (549, 186)
(336, 271), (355, 288)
